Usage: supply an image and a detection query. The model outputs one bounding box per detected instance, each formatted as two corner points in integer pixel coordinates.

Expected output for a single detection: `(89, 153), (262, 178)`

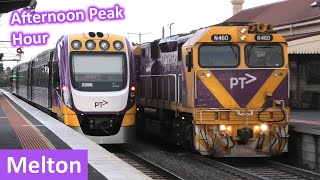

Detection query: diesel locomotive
(135, 23), (290, 157)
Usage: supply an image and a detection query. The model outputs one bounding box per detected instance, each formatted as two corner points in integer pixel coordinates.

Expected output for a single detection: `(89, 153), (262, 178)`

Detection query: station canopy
(285, 32), (320, 54)
(0, 0), (35, 13)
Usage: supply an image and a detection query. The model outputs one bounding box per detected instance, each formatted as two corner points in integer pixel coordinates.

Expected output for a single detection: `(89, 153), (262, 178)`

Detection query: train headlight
(113, 41), (124, 50)
(71, 40), (82, 50)
(226, 126), (232, 133)
(85, 40), (96, 50)
(219, 125), (232, 134)
(260, 124), (268, 132)
(219, 125), (226, 132)
(62, 85), (72, 108)
(99, 40), (110, 50)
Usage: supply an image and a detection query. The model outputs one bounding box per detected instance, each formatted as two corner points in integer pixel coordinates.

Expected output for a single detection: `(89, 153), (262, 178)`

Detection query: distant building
(231, 0), (245, 15)
(226, 0), (320, 109)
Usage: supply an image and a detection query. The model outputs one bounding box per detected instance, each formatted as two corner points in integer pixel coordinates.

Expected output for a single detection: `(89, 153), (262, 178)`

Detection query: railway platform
(288, 110), (320, 171)
(0, 89), (151, 180)
(290, 110), (320, 135)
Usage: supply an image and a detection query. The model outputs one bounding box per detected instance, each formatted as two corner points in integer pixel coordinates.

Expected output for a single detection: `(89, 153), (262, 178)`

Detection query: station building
(227, 0), (320, 109)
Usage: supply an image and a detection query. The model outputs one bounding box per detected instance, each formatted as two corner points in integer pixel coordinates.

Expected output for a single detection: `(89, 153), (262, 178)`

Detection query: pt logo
(230, 73), (257, 89)
(95, 100), (108, 108)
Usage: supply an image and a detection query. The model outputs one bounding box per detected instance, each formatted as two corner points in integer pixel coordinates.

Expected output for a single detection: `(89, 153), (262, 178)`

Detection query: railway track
(104, 145), (184, 180)
(190, 154), (320, 180)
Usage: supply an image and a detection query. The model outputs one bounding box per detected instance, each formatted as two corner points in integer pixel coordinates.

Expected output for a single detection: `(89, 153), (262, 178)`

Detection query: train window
(70, 53), (127, 92)
(198, 44), (239, 68)
(245, 44), (284, 68)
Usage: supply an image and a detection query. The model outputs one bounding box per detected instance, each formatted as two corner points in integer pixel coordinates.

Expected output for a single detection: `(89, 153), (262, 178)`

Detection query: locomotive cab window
(245, 44), (284, 68)
(199, 44), (239, 68)
(71, 53), (127, 92)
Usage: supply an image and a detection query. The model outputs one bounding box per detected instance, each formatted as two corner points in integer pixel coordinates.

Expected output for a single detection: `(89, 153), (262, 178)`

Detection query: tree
(5, 66), (11, 74)
(0, 63), (3, 74)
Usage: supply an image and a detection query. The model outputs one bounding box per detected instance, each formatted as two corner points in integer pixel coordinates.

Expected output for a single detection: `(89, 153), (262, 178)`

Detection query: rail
(189, 153), (320, 180)
(104, 145), (183, 180)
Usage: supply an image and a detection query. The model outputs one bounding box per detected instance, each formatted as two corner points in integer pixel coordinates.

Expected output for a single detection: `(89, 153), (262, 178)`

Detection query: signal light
(17, 48), (24, 54)
(131, 86), (136, 91)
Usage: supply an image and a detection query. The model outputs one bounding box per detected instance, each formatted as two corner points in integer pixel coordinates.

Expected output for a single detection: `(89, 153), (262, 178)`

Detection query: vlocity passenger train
(11, 32), (137, 144)
(135, 23), (290, 157)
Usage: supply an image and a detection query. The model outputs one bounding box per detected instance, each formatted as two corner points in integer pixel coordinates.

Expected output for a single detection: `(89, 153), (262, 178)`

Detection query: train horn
(257, 23), (268, 33)
(248, 24), (256, 32)
(266, 24), (273, 32)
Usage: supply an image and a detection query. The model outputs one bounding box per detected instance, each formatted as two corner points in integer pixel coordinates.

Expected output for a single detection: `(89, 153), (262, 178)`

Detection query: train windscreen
(199, 45), (239, 68)
(245, 44), (284, 68)
(71, 53), (127, 92)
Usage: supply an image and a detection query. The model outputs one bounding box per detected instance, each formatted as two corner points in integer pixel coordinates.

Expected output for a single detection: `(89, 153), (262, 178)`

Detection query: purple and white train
(11, 32), (137, 144)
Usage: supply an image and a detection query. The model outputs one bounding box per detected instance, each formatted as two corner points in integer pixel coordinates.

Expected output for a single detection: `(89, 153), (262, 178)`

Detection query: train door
(27, 61), (33, 100)
(48, 51), (53, 108)
(16, 67), (19, 95)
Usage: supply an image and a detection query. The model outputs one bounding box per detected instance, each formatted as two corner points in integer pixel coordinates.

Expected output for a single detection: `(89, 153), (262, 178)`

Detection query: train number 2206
(82, 83), (93, 87)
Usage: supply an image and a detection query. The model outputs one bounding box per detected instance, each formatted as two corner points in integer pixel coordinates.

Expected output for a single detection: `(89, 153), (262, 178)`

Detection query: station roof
(287, 33), (320, 54)
(225, 0), (320, 54)
(225, 0), (320, 27)
(0, 0), (35, 13)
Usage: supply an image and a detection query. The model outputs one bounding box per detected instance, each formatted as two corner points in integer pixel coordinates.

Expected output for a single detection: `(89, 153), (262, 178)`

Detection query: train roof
(12, 48), (54, 69)
(65, 32), (126, 40)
